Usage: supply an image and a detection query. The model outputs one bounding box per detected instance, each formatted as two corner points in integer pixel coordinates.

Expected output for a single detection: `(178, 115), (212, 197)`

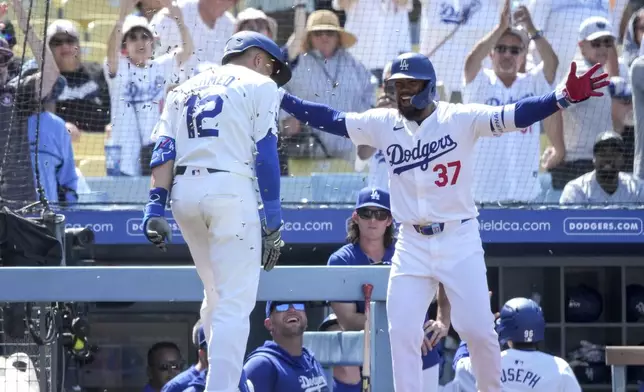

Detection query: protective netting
(1, 0), (639, 208)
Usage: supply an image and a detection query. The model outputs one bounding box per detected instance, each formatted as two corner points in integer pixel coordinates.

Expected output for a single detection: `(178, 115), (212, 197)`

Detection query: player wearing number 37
(142, 31), (291, 392)
(280, 52), (609, 392)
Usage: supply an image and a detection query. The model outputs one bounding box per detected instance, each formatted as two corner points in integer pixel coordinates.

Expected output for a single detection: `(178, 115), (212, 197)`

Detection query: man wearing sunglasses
(244, 301), (329, 392)
(328, 186), (451, 391)
(463, 0), (562, 204)
(144, 342), (185, 392)
(545, 16), (633, 191)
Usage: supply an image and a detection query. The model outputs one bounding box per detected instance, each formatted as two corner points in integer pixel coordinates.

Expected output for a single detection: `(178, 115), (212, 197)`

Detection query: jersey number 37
(186, 94), (224, 138)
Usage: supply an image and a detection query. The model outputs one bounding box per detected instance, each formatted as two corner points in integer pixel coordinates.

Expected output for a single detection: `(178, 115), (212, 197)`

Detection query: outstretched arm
(281, 92), (349, 138)
(472, 62), (609, 137)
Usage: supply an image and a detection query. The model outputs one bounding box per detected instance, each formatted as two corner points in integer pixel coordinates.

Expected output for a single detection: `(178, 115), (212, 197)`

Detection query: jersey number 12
(186, 94), (224, 138)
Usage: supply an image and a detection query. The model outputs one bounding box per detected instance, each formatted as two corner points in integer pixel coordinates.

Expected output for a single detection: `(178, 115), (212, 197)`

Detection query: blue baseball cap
(355, 187), (390, 211)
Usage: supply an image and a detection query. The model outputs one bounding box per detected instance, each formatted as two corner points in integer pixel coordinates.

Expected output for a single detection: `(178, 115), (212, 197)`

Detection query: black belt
(175, 166), (229, 175)
(413, 219), (472, 236)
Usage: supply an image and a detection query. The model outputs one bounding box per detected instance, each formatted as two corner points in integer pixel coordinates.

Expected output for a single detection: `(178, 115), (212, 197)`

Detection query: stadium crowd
(0, 0), (643, 208)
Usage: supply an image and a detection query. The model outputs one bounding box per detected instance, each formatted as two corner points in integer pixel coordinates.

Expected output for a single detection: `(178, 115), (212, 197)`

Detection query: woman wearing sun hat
(280, 9), (376, 163)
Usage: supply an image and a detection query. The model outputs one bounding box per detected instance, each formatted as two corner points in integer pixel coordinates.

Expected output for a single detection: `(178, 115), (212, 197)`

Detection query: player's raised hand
(144, 217), (172, 252)
(499, 0), (511, 30)
(563, 62), (610, 103)
(261, 227), (284, 271)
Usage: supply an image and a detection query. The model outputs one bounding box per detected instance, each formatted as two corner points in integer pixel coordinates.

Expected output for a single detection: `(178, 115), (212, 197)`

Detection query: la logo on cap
(370, 189), (380, 200)
(400, 59), (409, 71)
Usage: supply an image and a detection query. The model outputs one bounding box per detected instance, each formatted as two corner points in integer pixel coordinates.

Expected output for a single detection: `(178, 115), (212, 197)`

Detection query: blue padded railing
(0, 266), (393, 391)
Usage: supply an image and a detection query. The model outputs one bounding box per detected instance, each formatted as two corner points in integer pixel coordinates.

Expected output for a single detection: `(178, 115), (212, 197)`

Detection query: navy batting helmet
(386, 52), (437, 110)
(565, 285), (603, 323)
(221, 31), (292, 87)
(495, 298), (545, 345)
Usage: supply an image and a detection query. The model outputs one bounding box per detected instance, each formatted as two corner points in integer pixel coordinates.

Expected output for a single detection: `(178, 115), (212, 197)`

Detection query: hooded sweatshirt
(244, 341), (329, 392)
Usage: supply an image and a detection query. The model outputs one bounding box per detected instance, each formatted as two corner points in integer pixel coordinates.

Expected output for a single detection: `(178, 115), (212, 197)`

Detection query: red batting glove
(556, 62), (610, 109)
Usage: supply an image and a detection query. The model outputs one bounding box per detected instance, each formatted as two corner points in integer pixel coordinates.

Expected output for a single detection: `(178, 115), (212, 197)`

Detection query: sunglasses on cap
(357, 208), (390, 221)
(590, 38), (613, 48)
(49, 36), (77, 47)
(494, 45), (523, 55)
(273, 303), (305, 312)
(155, 360), (184, 372)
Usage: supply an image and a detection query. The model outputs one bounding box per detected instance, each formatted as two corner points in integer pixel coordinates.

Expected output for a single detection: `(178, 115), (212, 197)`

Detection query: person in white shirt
(333, 0), (412, 85)
(443, 297), (582, 392)
(150, 0), (236, 77)
(104, 0), (193, 177)
(526, 0), (612, 83)
(560, 130), (644, 203)
(418, 0), (502, 99)
(544, 16), (632, 190)
(462, 1), (560, 203)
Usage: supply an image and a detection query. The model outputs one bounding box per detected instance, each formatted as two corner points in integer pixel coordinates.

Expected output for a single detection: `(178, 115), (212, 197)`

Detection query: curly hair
(346, 216), (395, 248)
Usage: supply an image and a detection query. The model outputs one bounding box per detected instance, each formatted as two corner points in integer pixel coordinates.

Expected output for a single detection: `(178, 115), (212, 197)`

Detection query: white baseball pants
(171, 170), (262, 392)
(386, 219), (501, 392)
(423, 363), (440, 391)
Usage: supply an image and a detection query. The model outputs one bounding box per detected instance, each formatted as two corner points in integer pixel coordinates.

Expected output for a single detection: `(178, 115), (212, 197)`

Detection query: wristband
(555, 87), (572, 109)
(144, 187), (168, 218)
(529, 30), (543, 41)
(262, 199), (283, 231)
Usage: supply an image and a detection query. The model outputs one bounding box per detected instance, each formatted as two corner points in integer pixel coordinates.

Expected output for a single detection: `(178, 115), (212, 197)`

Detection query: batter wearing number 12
(280, 53), (609, 392)
(142, 31), (291, 392)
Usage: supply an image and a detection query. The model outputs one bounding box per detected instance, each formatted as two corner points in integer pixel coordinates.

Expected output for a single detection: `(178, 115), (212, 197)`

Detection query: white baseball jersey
(150, 0), (236, 76)
(463, 65), (552, 203)
(335, 0), (412, 71)
(345, 101), (522, 223)
(443, 348), (581, 392)
(105, 54), (180, 176)
(526, 0), (610, 82)
(418, 0), (499, 96)
(560, 171), (644, 203)
(150, 64), (281, 179)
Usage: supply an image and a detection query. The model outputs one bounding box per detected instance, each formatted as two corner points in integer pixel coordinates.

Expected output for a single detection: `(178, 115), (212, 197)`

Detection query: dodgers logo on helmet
(495, 298), (545, 345)
(387, 53), (437, 110)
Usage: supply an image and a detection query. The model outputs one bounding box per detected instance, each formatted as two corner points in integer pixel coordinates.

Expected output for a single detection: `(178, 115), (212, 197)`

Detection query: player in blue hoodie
(163, 319), (254, 392)
(243, 301), (330, 392)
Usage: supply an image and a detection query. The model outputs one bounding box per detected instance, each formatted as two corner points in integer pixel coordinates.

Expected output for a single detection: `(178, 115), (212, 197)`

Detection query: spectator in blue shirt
(28, 78), (78, 205)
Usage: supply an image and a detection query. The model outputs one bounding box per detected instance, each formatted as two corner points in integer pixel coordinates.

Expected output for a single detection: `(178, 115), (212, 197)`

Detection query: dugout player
(243, 301), (330, 391)
(142, 31), (290, 392)
(443, 297), (581, 392)
(328, 186), (449, 391)
(280, 47), (609, 391)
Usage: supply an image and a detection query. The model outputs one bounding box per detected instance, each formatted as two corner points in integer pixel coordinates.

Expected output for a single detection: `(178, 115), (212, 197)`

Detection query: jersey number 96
(186, 94), (224, 138)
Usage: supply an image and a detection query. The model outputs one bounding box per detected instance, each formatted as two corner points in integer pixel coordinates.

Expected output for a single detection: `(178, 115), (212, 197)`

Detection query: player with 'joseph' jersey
(280, 50), (608, 392)
(142, 31), (291, 392)
(444, 298), (581, 392)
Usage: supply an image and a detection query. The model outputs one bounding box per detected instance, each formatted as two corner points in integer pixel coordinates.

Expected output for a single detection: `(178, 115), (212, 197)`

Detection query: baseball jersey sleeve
(451, 357), (478, 392)
(345, 108), (395, 149)
(460, 103), (513, 139)
(560, 181), (587, 204)
(253, 81), (281, 142)
(151, 89), (183, 143)
(560, 363), (582, 392)
(150, 11), (179, 58)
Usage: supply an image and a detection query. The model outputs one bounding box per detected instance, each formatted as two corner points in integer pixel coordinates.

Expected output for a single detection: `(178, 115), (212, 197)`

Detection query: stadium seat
(80, 41), (107, 63)
(288, 158), (353, 176)
(310, 173), (366, 204)
(86, 19), (116, 44)
(280, 176), (312, 203)
(77, 156), (106, 177)
(59, 0), (119, 22)
(73, 132), (106, 157)
(85, 176), (150, 204)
